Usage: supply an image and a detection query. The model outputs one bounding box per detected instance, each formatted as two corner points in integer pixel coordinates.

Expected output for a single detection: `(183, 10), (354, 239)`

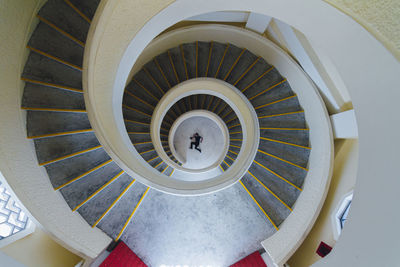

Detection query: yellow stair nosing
(247, 170), (292, 212)
(21, 77), (83, 93)
(36, 15), (85, 47)
(253, 160), (302, 191)
(55, 159), (113, 191)
(239, 180), (279, 231)
(248, 78), (287, 101)
(22, 107), (86, 113)
(214, 44), (230, 78)
(260, 127), (309, 131)
(260, 137), (311, 150)
(241, 66), (274, 93)
(27, 45), (82, 71)
(72, 170), (124, 212)
(27, 129), (92, 139)
(224, 48), (246, 81)
(233, 57), (260, 86)
(64, 0), (91, 23)
(40, 145), (102, 166)
(258, 110), (304, 119)
(257, 149), (308, 171)
(255, 94), (297, 110)
(92, 179), (136, 228)
(116, 187), (150, 241)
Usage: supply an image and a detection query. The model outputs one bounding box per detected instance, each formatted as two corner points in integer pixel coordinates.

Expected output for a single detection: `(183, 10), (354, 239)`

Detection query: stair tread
(225, 50), (259, 85)
(260, 129), (309, 148)
(34, 131), (100, 165)
(242, 174), (291, 226)
(98, 182), (148, 239)
(22, 82), (85, 110)
(258, 137), (310, 167)
(26, 111), (90, 137)
(38, 0), (90, 43)
(234, 57), (271, 90)
(60, 162), (122, 210)
(215, 43), (243, 80)
(67, 0), (100, 21)
(28, 22), (84, 68)
(77, 173), (133, 226)
(22, 52), (82, 90)
(254, 153), (306, 189)
(156, 52), (179, 87)
(249, 163), (300, 207)
(45, 148), (110, 189)
(182, 43), (197, 79)
(206, 42), (226, 78)
(258, 112), (307, 128)
(197, 41), (211, 77)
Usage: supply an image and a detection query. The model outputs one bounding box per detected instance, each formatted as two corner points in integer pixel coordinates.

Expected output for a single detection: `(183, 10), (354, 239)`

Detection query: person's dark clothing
(190, 134), (203, 153)
(194, 135), (202, 144)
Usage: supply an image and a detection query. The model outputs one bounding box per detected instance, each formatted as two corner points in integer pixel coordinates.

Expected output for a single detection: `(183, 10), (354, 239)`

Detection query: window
(0, 173), (35, 248)
(331, 191), (353, 241)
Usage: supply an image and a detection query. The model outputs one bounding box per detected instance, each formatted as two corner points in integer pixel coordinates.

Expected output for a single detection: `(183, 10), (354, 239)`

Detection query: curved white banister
(151, 79), (259, 178)
(167, 110), (230, 173)
(1, 0), (397, 264)
(86, 9), (333, 265)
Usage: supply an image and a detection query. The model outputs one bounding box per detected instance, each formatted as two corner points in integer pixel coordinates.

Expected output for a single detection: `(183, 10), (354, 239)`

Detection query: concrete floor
(121, 183), (275, 267)
(173, 116), (225, 170)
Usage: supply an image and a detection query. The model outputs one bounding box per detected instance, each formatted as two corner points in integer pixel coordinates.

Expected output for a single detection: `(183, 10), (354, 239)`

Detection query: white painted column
(330, 110), (358, 139)
(273, 19), (342, 112)
(245, 13), (272, 34)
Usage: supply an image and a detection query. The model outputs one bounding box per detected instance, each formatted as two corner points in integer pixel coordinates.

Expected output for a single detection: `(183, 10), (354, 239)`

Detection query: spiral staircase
(19, 0), (317, 265)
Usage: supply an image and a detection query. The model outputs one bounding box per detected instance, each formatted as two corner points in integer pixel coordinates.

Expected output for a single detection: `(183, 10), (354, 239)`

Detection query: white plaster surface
(187, 11), (249, 22)
(171, 167), (222, 182)
(325, 0), (400, 60)
(174, 116), (225, 170)
(330, 110), (358, 139)
(245, 12), (272, 34)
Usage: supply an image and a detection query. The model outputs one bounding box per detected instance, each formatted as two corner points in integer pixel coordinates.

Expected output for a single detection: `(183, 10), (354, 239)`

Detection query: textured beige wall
(287, 139), (358, 267)
(325, 0), (400, 60)
(0, 227), (82, 267)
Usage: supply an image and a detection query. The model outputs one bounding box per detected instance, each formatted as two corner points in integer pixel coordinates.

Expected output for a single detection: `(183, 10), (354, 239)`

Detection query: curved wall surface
(85, 0), (400, 266)
(0, 0), (399, 265)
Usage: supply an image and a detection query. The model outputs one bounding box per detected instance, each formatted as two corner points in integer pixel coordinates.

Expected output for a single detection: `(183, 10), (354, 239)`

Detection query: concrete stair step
(38, 0), (90, 44)
(26, 111), (90, 138)
(22, 52), (82, 90)
(98, 182), (148, 239)
(28, 22), (84, 68)
(22, 82), (85, 110)
(67, 0), (101, 21)
(77, 173), (134, 226)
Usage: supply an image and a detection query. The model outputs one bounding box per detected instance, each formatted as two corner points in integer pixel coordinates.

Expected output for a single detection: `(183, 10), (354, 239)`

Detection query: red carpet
(230, 251), (267, 267)
(100, 241), (147, 267)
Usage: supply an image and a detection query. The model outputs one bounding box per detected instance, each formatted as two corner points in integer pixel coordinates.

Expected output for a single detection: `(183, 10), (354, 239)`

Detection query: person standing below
(189, 132), (203, 153)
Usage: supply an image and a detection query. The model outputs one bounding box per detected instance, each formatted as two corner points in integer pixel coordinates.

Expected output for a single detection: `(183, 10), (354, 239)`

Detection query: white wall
(0, 251), (27, 267)
(288, 139), (358, 267)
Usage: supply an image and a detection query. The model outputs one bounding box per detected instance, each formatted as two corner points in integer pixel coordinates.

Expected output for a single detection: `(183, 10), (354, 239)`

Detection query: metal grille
(0, 181), (29, 240)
